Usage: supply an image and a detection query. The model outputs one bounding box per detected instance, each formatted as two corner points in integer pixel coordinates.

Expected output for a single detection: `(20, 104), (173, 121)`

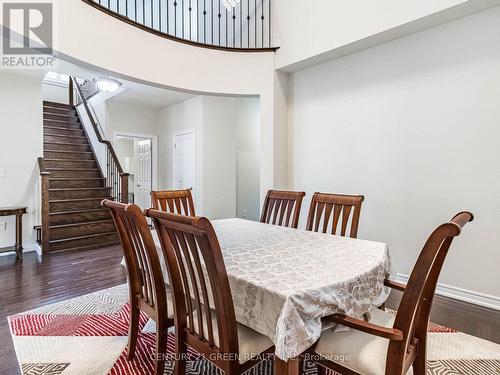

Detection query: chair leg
(316, 364), (327, 375)
(174, 329), (186, 375)
(412, 350), (427, 375)
(155, 319), (168, 375)
(127, 301), (140, 361)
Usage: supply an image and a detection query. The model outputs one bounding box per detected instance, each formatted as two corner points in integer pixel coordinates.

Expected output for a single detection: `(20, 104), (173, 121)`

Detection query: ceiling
(106, 79), (195, 110)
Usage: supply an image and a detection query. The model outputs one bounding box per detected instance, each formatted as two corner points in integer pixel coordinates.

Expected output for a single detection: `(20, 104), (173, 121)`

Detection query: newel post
(41, 173), (50, 254)
(69, 78), (74, 106)
(121, 174), (129, 203)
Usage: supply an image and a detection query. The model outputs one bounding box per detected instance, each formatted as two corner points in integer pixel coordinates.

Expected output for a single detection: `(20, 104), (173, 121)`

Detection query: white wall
(274, 0), (500, 71)
(42, 82), (68, 104)
(235, 98), (261, 221)
(0, 72), (43, 252)
(105, 101), (159, 140)
(290, 6), (500, 302)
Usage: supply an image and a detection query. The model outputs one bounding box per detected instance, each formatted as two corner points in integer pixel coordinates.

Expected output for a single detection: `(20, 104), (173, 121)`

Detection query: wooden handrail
(71, 77), (129, 203)
(37, 157), (50, 254)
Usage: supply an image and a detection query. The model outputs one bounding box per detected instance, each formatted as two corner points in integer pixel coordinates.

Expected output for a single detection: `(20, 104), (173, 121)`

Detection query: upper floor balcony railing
(83, 0), (277, 51)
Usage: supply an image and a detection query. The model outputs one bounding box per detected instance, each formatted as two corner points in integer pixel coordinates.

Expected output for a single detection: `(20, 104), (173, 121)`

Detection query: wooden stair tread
(50, 208), (110, 216)
(44, 150), (92, 154)
(49, 187), (111, 191)
(49, 177), (104, 180)
(49, 240), (120, 254)
(49, 231), (118, 244)
(43, 119), (80, 124)
(43, 101), (73, 107)
(43, 125), (82, 131)
(49, 197), (113, 203)
(50, 219), (114, 229)
(43, 134), (86, 139)
(46, 168), (100, 171)
(45, 159), (96, 162)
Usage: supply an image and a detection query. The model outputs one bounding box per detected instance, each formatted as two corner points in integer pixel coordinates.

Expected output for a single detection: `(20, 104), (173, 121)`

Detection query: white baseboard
(0, 244), (41, 257)
(395, 273), (500, 311)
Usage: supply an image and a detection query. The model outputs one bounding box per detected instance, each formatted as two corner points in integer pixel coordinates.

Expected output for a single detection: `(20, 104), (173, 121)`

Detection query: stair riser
(50, 210), (112, 226)
(43, 120), (82, 130)
(50, 199), (106, 211)
(49, 179), (105, 189)
(50, 233), (119, 252)
(44, 151), (94, 160)
(50, 189), (110, 200)
(44, 128), (85, 137)
(44, 135), (88, 144)
(45, 160), (97, 169)
(48, 170), (101, 178)
(44, 142), (90, 152)
(43, 107), (77, 116)
(50, 221), (116, 241)
(44, 113), (79, 123)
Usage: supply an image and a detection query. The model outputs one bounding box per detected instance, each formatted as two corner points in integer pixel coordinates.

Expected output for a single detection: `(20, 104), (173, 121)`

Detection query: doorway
(173, 130), (195, 198)
(114, 132), (157, 209)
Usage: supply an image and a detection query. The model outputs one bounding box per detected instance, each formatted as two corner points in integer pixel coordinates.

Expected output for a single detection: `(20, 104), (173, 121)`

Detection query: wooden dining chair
(260, 190), (306, 229)
(306, 193), (364, 238)
(146, 209), (275, 375)
(102, 200), (174, 375)
(308, 211), (473, 375)
(151, 189), (196, 216)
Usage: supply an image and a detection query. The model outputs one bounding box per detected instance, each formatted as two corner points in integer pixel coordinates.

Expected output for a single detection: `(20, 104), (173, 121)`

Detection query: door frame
(113, 131), (158, 203)
(172, 129), (196, 194)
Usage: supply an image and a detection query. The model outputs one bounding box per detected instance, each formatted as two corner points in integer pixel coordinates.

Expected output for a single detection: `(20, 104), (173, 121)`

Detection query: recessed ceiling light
(94, 76), (122, 93)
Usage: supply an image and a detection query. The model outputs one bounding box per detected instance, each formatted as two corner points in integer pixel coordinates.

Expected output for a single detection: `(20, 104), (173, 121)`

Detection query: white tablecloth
(125, 218), (392, 360)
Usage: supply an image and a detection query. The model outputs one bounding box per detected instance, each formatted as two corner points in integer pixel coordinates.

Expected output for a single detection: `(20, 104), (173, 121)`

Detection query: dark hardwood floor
(1, 247), (498, 374)
(0, 246), (126, 375)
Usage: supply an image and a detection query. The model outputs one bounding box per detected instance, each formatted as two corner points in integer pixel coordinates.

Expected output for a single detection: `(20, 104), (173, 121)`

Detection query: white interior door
(136, 139), (152, 209)
(173, 131), (195, 197)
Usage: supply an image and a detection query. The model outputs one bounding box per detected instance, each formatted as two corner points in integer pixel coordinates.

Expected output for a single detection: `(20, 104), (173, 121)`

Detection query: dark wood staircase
(42, 101), (119, 252)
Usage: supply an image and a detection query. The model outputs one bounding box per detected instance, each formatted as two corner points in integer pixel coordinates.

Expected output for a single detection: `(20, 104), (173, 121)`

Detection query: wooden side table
(0, 206), (27, 260)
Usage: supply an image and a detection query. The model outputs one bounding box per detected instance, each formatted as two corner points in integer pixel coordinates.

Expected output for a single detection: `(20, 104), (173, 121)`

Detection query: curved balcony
(82, 0), (277, 51)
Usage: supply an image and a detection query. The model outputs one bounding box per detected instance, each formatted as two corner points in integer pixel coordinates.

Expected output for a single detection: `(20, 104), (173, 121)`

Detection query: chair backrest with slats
(260, 190), (306, 229)
(102, 200), (168, 317)
(151, 189), (196, 216)
(146, 209), (239, 359)
(306, 193), (364, 238)
(387, 212), (473, 374)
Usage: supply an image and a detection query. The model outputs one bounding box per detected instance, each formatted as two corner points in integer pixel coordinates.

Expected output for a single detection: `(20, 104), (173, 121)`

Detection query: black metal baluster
(134, 0), (137, 21)
(143, 0), (145, 24)
(189, 0), (192, 40)
(174, 1), (177, 36)
(247, 0), (250, 48)
(232, 7), (235, 47)
(166, 0), (169, 34)
(240, 1), (242, 47)
(204, 0), (207, 44)
(218, 0), (221, 46)
(126, 0), (128, 17)
(159, 0), (162, 32)
(268, 0), (271, 47)
(211, 0), (213, 44)
(261, 0), (264, 48)
(225, 8), (228, 47)
(182, 0), (185, 39)
(254, 0), (257, 48)
(151, 0), (154, 28)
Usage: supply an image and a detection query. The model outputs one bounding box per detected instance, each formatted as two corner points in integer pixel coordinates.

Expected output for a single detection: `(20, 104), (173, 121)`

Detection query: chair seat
(315, 308), (395, 375)
(191, 312), (274, 364)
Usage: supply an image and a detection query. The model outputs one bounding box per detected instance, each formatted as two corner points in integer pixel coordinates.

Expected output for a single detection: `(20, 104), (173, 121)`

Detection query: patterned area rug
(8, 284), (500, 375)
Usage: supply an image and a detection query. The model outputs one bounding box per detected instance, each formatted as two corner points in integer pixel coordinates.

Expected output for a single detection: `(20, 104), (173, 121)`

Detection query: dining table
(126, 218), (392, 374)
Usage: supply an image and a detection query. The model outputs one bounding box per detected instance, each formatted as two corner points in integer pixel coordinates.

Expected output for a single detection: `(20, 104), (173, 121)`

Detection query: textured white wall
(290, 7), (500, 299)
(0, 72), (43, 251)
